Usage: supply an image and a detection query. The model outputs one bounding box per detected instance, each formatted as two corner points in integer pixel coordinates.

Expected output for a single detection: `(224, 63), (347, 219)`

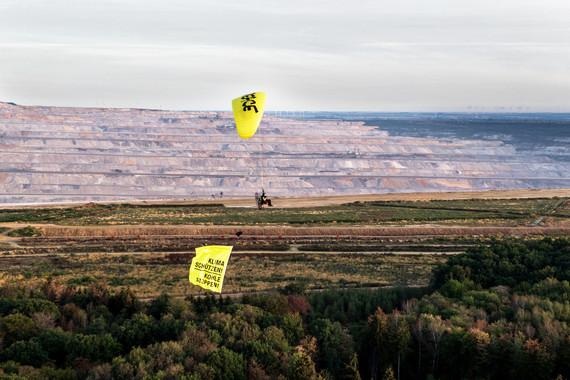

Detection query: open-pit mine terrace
(1, 102), (569, 204)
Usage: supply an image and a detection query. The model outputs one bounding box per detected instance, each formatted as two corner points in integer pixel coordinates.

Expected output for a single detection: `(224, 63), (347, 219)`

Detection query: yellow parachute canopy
(231, 91), (266, 139)
(189, 245), (233, 293)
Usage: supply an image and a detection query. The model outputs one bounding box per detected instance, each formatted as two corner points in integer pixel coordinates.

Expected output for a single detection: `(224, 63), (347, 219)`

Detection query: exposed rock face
(0, 102), (568, 204)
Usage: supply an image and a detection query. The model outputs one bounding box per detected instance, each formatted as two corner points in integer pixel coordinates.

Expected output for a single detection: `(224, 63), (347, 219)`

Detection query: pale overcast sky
(0, 0), (569, 111)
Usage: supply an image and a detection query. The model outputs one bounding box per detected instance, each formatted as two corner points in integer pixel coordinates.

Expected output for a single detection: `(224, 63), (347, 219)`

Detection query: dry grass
(36, 224), (570, 239)
(0, 252), (446, 299)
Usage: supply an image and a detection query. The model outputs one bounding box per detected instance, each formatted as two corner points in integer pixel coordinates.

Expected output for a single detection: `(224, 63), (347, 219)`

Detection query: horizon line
(2, 101), (570, 114)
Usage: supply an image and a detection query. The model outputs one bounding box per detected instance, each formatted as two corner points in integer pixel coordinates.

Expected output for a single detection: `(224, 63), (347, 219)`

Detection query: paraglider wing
(231, 91), (266, 139)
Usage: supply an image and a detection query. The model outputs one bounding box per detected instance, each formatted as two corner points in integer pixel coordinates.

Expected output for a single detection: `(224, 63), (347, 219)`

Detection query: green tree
(288, 336), (320, 379)
(310, 318), (355, 379)
(419, 314), (448, 373)
(116, 312), (155, 349)
(0, 313), (38, 346)
(36, 328), (73, 366)
(281, 313), (305, 345)
(207, 347), (246, 380)
(368, 308), (390, 378)
(148, 293), (172, 319)
(387, 311), (411, 380)
(438, 329), (477, 379)
(2, 339), (48, 367)
(69, 333), (121, 362)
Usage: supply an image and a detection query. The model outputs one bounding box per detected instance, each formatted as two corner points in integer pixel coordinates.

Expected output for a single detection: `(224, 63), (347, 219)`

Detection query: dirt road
(2, 188), (568, 209)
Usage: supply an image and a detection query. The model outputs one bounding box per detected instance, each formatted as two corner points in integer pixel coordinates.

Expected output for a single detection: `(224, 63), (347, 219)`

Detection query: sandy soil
(227, 188), (570, 208)
(2, 188), (568, 209)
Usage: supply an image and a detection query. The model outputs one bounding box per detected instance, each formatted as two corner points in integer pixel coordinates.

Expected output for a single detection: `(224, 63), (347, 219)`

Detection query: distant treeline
(0, 238), (569, 379)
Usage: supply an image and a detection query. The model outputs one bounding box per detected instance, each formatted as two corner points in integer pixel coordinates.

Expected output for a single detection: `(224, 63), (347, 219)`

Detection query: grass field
(0, 197), (567, 226)
(553, 199), (570, 217)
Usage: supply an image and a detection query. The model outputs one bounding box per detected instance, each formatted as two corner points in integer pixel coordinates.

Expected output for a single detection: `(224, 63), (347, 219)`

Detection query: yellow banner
(189, 245), (233, 293)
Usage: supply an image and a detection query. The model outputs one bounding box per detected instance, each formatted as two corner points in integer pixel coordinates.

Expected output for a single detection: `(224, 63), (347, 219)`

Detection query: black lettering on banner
(196, 277), (220, 289)
(241, 93), (258, 113)
(204, 273), (221, 282)
(193, 257), (227, 290)
(194, 261), (224, 273)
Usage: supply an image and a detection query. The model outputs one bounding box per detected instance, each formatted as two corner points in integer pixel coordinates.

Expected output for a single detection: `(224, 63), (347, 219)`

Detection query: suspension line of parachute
(259, 137), (265, 189)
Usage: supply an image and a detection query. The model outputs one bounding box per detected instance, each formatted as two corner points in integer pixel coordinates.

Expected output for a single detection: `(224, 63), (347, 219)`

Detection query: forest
(0, 238), (569, 379)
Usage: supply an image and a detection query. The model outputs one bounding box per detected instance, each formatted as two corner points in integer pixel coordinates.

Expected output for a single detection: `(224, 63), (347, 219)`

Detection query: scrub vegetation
(0, 252), (446, 299)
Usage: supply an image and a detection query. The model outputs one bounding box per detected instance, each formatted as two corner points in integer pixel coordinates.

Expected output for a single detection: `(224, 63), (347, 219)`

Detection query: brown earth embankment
(39, 224), (570, 238)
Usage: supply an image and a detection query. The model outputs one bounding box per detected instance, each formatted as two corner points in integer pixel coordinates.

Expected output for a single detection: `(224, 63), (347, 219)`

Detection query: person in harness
(255, 188), (273, 209)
